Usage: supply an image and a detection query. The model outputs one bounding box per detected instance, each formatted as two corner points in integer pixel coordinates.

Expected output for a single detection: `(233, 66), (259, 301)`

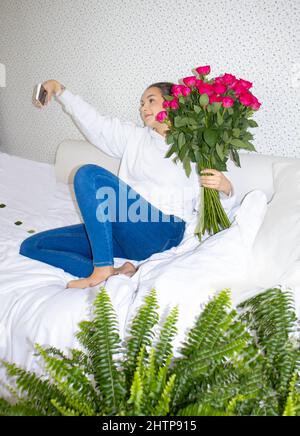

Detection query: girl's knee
(19, 234), (38, 257)
(74, 164), (109, 188)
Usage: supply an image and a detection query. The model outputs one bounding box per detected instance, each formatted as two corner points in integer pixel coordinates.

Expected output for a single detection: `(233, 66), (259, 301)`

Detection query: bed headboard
(55, 139), (120, 184)
(54, 139), (298, 204)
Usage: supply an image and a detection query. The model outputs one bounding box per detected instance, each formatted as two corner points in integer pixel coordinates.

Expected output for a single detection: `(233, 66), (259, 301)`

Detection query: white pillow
(250, 161), (300, 288)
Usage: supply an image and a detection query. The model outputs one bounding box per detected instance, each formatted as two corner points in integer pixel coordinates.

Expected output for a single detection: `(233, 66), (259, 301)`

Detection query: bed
(0, 139), (299, 393)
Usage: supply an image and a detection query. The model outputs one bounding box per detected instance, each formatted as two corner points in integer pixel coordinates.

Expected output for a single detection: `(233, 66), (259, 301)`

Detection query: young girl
(20, 80), (235, 289)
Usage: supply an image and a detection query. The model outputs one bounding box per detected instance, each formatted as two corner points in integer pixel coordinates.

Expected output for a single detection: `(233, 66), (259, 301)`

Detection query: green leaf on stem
(248, 119), (258, 128)
(232, 128), (240, 138)
(166, 134), (174, 145)
(193, 105), (202, 114)
(203, 129), (218, 147)
(183, 156), (192, 177)
(165, 143), (178, 158)
(223, 131), (229, 143)
(211, 102), (222, 113)
(216, 143), (224, 161)
(230, 148), (241, 167)
(174, 116), (188, 128)
(217, 111), (223, 126)
(178, 132), (186, 149)
(199, 94), (209, 107)
(179, 143), (188, 161)
(230, 138), (250, 150)
(244, 141), (256, 151)
(164, 95), (174, 101)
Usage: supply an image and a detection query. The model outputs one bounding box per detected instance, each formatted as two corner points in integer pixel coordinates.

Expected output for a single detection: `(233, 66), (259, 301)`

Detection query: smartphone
(35, 83), (48, 106)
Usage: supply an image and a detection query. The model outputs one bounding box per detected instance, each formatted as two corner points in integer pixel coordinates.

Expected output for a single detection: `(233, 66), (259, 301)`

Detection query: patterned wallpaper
(0, 0), (299, 164)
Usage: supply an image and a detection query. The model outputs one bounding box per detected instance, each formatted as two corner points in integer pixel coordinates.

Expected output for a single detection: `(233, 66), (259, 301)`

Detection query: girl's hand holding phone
(33, 80), (63, 108)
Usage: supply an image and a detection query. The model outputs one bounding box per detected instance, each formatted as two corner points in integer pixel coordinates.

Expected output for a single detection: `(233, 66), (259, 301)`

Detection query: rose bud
(171, 84), (183, 97)
(239, 93), (254, 106)
(197, 83), (215, 96)
(182, 76), (197, 87)
(239, 79), (253, 90)
(169, 99), (179, 110)
(222, 73), (237, 85)
(222, 96), (235, 108)
(195, 65), (211, 75)
(213, 83), (227, 95)
(181, 85), (191, 97)
(156, 111), (168, 123)
(209, 94), (222, 104)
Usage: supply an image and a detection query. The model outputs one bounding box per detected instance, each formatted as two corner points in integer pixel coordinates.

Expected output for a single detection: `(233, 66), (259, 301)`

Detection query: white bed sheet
(0, 151), (299, 395)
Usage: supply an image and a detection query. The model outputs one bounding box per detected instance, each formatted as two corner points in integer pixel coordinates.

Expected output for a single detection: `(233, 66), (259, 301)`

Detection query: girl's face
(139, 86), (165, 129)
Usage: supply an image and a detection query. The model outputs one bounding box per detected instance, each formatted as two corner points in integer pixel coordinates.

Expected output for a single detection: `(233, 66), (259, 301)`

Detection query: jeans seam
(35, 248), (93, 264)
(93, 173), (115, 265)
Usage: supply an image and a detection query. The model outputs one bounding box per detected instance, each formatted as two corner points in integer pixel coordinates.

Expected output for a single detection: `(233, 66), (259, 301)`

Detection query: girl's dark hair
(147, 82), (174, 98)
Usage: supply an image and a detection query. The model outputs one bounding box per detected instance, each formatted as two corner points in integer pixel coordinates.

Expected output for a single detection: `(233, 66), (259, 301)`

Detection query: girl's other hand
(199, 169), (232, 196)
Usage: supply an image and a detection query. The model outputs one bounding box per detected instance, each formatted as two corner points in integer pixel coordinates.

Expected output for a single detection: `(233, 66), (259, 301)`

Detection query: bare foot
(66, 265), (114, 289)
(113, 261), (137, 277)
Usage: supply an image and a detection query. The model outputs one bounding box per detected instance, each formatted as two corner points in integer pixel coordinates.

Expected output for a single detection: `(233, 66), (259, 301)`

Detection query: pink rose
(239, 79), (253, 90)
(251, 101), (261, 110)
(182, 76), (197, 87)
(162, 100), (170, 109)
(213, 83), (227, 95)
(171, 85), (183, 97)
(169, 99), (179, 110)
(222, 96), (235, 108)
(239, 93), (254, 107)
(197, 83), (214, 96)
(195, 79), (203, 87)
(222, 73), (236, 85)
(195, 65), (211, 75)
(250, 96), (262, 110)
(214, 76), (225, 85)
(209, 94), (222, 104)
(156, 111), (168, 123)
(231, 81), (246, 96)
(181, 85), (191, 97)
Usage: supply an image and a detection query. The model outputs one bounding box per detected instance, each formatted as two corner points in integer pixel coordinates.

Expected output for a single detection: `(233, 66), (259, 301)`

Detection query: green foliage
(0, 286), (300, 416)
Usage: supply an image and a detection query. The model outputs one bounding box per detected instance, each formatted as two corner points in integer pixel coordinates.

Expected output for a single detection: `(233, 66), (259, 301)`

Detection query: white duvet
(0, 151), (298, 393)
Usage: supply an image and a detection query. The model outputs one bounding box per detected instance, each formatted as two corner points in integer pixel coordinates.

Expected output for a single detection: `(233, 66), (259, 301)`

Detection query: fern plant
(0, 286), (300, 416)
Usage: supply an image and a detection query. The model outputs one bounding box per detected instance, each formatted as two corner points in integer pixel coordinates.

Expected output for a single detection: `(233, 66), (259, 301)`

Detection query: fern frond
(50, 398), (79, 416)
(127, 371), (144, 416)
(153, 373), (176, 416)
(77, 287), (125, 414)
(283, 371), (300, 416)
(155, 306), (178, 368)
(179, 289), (232, 358)
(125, 289), (159, 380)
(35, 344), (97, 416)
(176, 402), (231, 416)
(0, 359), (64, 416)
(0, 398), (41, 416)
(239, 288), (297, 360)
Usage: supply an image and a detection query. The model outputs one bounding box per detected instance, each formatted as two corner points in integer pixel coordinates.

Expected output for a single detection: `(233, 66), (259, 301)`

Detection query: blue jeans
(19, 164), (186, 277)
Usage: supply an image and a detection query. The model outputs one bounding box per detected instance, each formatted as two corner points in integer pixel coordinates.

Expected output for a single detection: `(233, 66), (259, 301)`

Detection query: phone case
(35, 84), (47, 105)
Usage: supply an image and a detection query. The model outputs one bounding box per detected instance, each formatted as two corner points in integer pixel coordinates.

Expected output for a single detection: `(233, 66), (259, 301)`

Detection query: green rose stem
(194, 159), (231, 241)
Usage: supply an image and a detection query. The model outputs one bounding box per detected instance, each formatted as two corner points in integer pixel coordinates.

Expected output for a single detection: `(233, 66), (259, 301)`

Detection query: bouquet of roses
(156, 65), (261, 240)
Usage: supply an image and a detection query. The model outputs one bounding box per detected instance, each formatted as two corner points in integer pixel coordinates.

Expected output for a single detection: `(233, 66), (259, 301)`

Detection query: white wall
(0, 0), (299, 163)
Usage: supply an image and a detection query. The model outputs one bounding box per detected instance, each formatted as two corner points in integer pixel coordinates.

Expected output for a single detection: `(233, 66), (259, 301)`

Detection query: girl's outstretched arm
(37, 79), (137, 159)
